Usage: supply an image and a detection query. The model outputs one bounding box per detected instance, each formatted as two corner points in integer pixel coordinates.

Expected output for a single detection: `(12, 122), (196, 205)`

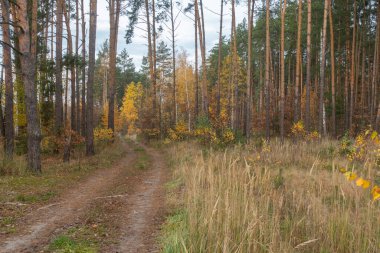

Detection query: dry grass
(162, 139), (380, 253)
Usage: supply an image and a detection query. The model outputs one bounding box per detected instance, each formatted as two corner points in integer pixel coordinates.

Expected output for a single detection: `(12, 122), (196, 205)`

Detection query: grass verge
(161, 139), (380, 253)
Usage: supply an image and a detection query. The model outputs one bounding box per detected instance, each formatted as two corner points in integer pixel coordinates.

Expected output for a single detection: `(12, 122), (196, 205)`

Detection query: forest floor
(0, 139), (168, 252)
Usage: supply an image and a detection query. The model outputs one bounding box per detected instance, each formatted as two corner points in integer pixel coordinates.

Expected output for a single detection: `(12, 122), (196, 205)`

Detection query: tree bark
(329, 0), (336, 137)
(108, 0), (121, 131)
(245, 0), (254, 137)
(1, 0), (14, 159)
(55, 0), (64, 133)
(86, 0), (97, 156)
(63, 3), (76, 131)
(17, 0), (42, 172)
(76, 0), (81, 132)
(294, 0), (302, 123)
(305, 0), (311, 131)
(349, 0), (357, 130)
(265, 0), (270, 141)
(170, 0), (177, 126)
(195, 0), (208, 117)
(280, 0), (287, 143)
(194, 6), (199, 119)
(231, 0), (238, 130)
(319, 0), (329, 135)
(216, 0), (223, 118)
(81, 0), (86, 137)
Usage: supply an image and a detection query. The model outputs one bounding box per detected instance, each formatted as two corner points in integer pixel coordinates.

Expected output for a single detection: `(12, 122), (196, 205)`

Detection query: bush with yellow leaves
(290, 121), (320, 142)
(339, 167), (380, 201)
(291, 121), (306, 139)
(221, 128), (235, 145)
(194, 127), (218, 145)
(94, 128), (114, 143)
(342, 128), (380, 164)
(168, 121), (191, 141)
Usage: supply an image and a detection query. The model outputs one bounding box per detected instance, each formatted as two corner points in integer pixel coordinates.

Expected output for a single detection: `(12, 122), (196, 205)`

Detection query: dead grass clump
(165, 140), (380, 253)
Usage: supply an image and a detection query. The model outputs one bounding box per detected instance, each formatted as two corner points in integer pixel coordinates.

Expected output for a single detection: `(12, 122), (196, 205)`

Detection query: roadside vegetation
(161, 125), (380, 253)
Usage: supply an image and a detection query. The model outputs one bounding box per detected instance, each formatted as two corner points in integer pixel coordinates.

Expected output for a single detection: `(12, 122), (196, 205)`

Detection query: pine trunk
(319, 0), (329, 135)
(294, 0), (302, 123)
(265, 0), (270, 140)
(86, 0), (97, 156)
(280, 0), (287, 142)
(329, 0), (336, 136)
(18, 0), (42, 172)
(55, 0), (64, 133)
(1, 0), (14, 158)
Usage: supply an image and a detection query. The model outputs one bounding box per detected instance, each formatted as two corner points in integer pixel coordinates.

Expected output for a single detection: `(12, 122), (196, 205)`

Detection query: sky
(90, 0), (248, 70)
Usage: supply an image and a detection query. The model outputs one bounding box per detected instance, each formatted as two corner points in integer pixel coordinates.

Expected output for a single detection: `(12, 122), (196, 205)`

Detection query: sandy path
(0, 142), (168, 253)
(117, 145), (167, 253)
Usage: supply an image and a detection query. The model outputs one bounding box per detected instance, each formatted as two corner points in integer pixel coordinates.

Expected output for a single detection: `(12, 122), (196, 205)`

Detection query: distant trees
(0, 0), (379, 173)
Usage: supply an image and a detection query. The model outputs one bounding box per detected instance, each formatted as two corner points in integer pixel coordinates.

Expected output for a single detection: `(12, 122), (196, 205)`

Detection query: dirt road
(0, 142), (167, 253)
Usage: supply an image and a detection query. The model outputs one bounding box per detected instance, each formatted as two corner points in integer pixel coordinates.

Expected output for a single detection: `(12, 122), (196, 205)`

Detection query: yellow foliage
(291, 121), (320, 142)
(101, 103), (122, 132)
(356, 178), (370, 189)
(120, 82), (143, 134)
(194, 127), (218, 145)
(291, 121), (306, 139)
(344, 171), (358, 181)
(168, 121), (190, 141)
(94, 128), (114, 142)
(338, 166), (379, 201)
(221, 129), (235, 144)
(371, 186), (380, 201)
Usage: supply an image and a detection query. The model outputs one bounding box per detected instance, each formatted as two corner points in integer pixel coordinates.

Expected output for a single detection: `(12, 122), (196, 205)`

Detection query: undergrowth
(161, 138), (380, 253)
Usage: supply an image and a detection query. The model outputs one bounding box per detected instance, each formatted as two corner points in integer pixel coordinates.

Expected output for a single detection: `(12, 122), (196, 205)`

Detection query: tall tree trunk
(55, 0), (64, 133)
(86, 0), (97, 156)
(1, 0), (14, 159)
(170, 0), (177, 126)
(81, 0), (86, 137)
(294, 0), (302, 123)
(17, 0), (42, 172)
(108, 0), (121, 131)
(144, 0), (157, 129)
(216, 0), (223, 118)
(231, 0), (238, 130)
(194, 6), (199, 119)
(329, 0), (336, 137)
(63, 3), (76, 131)
(64, 68), (69, 124)
(374, 3), (380, 131)
(305, 0), (311, 131)
(0, 66), (5, 138)
(349, 0), (357, 130)
(246, 0), (254, 137)
(195, 0), (208, 117)
(319, 0), (329, 135)
(280, 0), (287, 143)
(265, 0), (270, 141)
(76, 0), (81, 132)
(152, 0), (160, 134)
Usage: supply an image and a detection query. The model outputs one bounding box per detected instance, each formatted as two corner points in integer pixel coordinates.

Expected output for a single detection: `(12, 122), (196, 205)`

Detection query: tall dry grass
(164, 139), (380, 253)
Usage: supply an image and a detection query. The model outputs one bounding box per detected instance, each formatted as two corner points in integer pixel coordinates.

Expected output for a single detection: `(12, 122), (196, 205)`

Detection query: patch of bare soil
(0, 142), (168, 253)
(116, 145), (167, 253)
